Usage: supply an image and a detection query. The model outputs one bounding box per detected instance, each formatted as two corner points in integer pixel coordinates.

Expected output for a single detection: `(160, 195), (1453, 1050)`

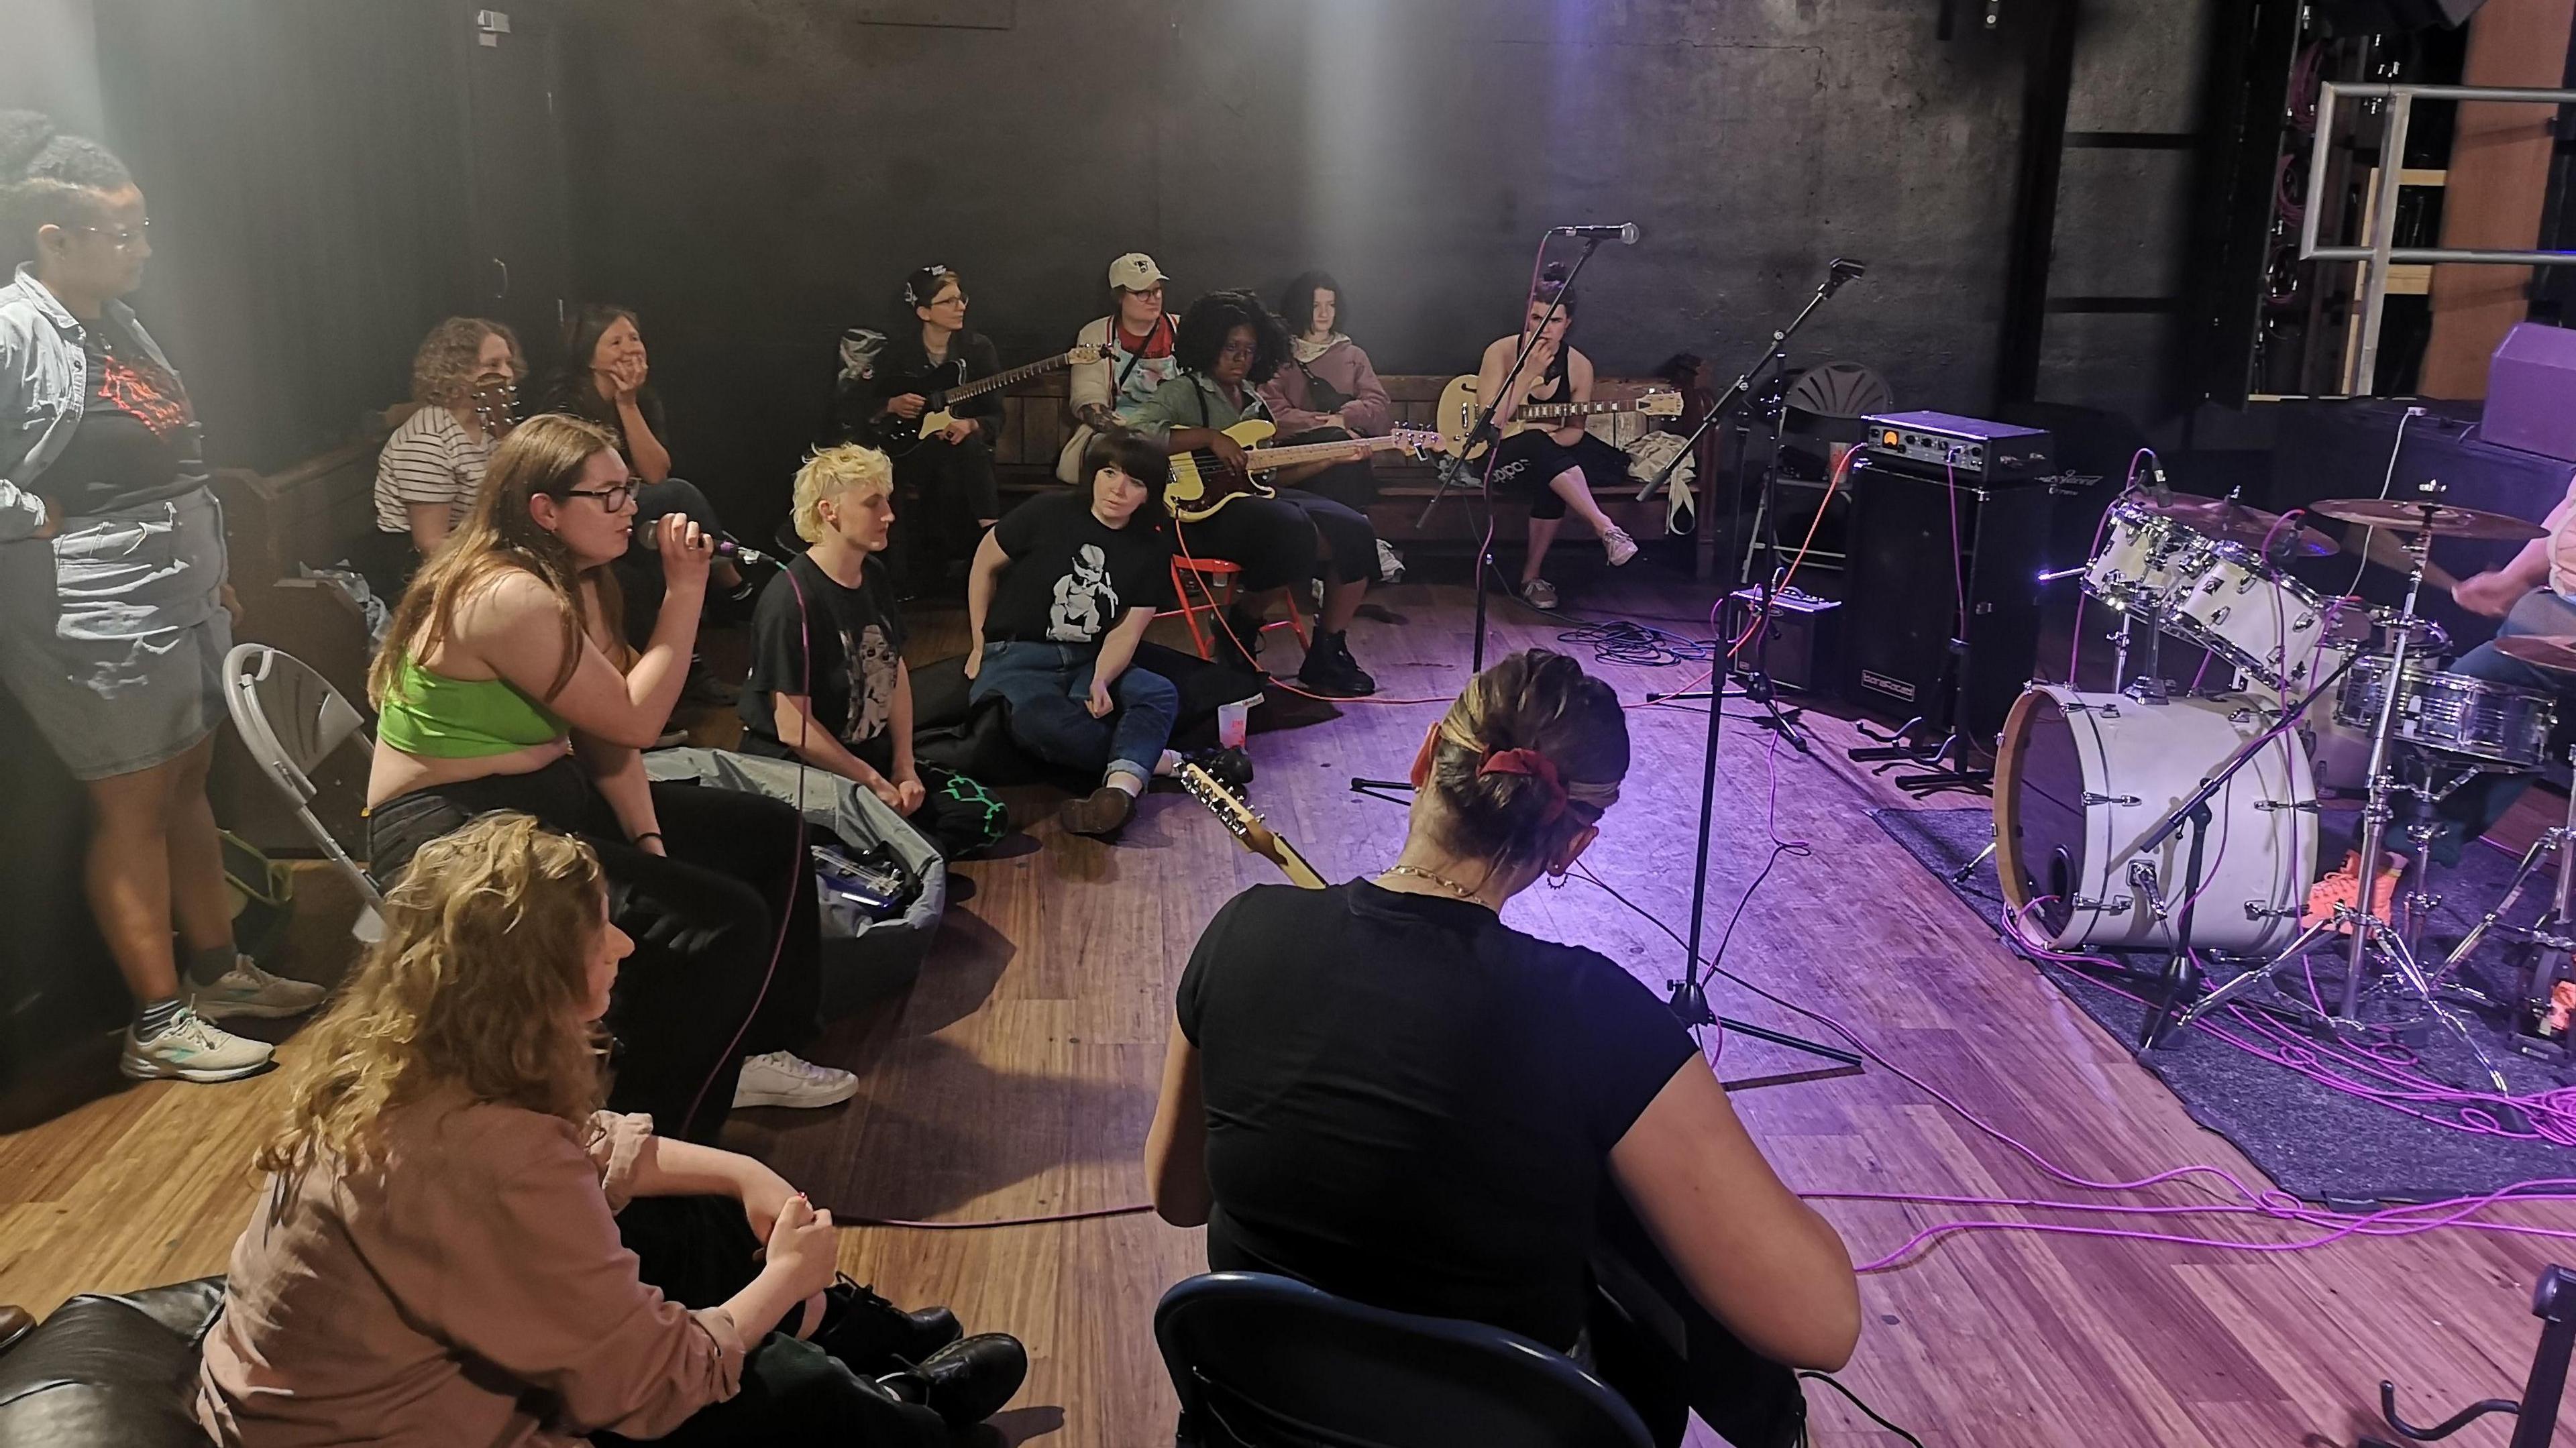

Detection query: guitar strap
(1112, 315), (1171, 398)
(1293, 355), (1350, 416)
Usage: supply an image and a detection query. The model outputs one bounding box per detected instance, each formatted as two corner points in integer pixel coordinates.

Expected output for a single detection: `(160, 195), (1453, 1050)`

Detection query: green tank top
(376, 655), (567, 759)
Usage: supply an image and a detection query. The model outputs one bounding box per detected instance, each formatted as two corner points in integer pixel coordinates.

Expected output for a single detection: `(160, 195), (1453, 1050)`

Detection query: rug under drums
(1872, 806), (2575, 1203)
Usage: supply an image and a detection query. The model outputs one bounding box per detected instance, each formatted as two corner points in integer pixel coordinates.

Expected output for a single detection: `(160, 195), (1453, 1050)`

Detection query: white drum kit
(1992, 482), (2567, 1089)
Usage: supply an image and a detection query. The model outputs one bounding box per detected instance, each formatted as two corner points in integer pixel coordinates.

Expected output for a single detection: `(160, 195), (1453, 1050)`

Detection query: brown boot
(1059, 784), (1136, 838)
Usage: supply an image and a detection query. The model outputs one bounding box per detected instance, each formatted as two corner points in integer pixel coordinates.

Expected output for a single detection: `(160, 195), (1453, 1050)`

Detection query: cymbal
(2129, 492), (2339, 557)
(2309, 496), (2545, 542)
(2499, 635), (2576, 674)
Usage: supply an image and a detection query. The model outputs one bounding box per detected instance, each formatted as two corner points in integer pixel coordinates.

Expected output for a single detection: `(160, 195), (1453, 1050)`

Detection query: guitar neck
(1240, 433), (1411, 474)
(940, 351), (1070, 403)
(1513, 398), (1646, 423)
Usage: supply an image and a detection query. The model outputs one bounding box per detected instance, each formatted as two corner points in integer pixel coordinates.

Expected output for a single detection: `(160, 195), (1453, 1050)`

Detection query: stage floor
(5, 573), (2573, 1447)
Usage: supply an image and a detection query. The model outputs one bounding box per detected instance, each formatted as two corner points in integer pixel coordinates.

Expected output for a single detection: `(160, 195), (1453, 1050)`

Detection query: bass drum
(1995, 686), (2318, 954)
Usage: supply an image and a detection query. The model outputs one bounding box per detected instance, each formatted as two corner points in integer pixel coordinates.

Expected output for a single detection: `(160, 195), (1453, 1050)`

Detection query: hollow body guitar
(875, 343), (1107, 456)
(1164, 421), (1442, 524)
(1175, 759), (1805, 1444)
(1433, 376), (1686, 460)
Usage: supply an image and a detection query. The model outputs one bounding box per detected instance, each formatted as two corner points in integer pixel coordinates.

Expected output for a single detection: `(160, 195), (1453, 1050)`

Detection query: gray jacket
(0, 263), (184, 541)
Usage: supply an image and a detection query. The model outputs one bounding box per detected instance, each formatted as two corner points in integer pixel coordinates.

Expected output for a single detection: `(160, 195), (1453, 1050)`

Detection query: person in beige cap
(1057, 251), (1180, 482)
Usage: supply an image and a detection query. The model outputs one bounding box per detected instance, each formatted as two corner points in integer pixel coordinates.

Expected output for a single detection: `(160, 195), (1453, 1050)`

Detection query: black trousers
(1275, 427), (1380, 511)
(366, 759), (821, 1144)
(616, 477), (727, 650)
(892, 433), (1000, 569)
(1175, 491), (1377, 592)
(593, 1196), (949, 1447)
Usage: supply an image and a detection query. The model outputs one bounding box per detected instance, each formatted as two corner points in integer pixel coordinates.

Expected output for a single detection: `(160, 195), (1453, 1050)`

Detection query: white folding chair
(221, 643), (384, 943)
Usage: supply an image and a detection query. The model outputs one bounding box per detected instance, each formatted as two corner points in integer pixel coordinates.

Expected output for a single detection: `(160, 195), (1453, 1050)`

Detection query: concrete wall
(557, 0), (2035, 522)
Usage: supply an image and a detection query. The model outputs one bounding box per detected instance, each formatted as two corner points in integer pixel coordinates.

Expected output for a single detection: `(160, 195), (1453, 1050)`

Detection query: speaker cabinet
(1841, 459), (2053, 744)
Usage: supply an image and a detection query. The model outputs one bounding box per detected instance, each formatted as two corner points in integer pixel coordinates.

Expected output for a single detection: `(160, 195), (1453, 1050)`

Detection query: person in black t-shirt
(964, 431), (1180, 838)
(831, 266), (1004, 577)
(1145, 650), (1860, 1448)
(739, 444), (1007, 858)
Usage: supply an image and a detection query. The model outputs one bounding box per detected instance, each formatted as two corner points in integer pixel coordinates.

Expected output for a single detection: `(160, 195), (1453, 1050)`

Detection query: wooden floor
(6, 571), (2575, 1447)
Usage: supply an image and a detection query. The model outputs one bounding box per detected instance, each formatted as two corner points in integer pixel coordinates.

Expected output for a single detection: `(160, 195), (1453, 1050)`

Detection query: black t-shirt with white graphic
(983, 490), (1171, 648)
(740, 552), (908, 761)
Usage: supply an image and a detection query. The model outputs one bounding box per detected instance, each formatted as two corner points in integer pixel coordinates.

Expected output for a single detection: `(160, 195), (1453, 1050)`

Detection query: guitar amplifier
(1840, 455), (2051, 742)
(1721, 588), (1840, 695)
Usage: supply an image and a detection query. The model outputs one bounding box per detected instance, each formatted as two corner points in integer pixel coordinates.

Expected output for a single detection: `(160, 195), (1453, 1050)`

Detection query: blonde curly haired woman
(195, 812), (1027, 1447)
(366, 316), (525, 594)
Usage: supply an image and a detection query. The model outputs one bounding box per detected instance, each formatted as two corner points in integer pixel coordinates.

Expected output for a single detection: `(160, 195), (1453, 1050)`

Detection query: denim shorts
(0, 484), (231, 780)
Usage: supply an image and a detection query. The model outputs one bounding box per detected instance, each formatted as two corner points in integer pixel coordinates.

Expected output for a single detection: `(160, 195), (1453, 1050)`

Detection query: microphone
(1552, 222), (1641, 245)
(716, 539), (774, 567)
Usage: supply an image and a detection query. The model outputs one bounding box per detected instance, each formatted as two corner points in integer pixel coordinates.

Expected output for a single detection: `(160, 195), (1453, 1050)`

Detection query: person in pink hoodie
(1258, 271), (1392, 514)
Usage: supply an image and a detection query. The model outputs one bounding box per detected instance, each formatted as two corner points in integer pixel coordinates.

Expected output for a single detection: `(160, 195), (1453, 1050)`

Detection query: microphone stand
(1462, 233), (1609, 673)
(1658, 258), (1867, 1062)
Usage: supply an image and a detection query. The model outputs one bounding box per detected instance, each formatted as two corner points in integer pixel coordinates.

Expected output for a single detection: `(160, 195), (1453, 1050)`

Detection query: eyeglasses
(561, 479), (641, 511)
(928, 292), (969, 307)
(1217, 339), (1256, 361)
(74, 219), (150, 252)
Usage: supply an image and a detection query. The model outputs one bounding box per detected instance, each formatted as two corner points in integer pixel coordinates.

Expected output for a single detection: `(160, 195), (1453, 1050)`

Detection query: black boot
(877, 1333), (1029, 1428)
(1295, 629), (1377, 698)
(812, 1274), (963, 1377)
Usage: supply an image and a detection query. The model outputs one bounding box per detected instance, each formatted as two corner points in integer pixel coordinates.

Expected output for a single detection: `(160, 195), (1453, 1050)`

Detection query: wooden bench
(987, 372), (1705, 569)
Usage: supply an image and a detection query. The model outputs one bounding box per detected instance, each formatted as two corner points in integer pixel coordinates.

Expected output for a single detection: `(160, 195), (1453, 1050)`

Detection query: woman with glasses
(0, 109), (322, 1084)
(364, 413), (857, 1141)
(834, 266), (1002, 586)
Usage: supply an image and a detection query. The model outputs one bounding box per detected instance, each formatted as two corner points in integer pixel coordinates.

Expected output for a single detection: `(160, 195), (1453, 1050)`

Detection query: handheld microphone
(1552, 222), (1641, 245)
(716, 539), (773, 567)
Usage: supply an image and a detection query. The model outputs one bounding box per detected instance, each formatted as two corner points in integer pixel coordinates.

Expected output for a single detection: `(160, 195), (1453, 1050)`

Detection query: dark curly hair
(1173, 289), (1290, 386)
(0, 110), (135, 268)
(1279, 270), (1342, 337)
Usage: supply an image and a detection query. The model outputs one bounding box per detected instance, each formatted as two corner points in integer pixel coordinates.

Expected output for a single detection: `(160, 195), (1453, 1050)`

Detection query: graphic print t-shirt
(983, 491), (1171, 648)
(740, 552), (906, 759)
(45, 315), (207, 517)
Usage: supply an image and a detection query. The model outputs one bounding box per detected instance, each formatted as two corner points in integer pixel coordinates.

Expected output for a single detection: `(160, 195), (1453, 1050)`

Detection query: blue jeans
(2431, 588), (2576, 862)
(969, 640), (1179, 783)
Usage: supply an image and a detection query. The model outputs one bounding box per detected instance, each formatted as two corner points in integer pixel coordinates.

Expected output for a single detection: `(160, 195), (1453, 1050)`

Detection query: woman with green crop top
(364, 413), (854, 1141)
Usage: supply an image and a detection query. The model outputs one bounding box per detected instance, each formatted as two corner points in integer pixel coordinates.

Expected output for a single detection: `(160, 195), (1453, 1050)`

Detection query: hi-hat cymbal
(2129, 492), (2339, 557)
(2499, 635), (2576, 674)
(2309, 496), (2545, 542)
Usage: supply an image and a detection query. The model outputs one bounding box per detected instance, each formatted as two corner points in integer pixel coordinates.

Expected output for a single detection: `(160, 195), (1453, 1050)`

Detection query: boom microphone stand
(1658, 259), (1868, 1063)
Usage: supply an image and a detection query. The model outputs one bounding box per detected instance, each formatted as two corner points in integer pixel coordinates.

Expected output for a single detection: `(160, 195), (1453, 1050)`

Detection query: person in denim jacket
(0, 110), (321, 1084)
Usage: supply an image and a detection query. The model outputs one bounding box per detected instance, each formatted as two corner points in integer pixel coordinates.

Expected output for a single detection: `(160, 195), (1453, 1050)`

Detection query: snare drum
(2332, 655), (2559, 769)
(2163, 541), (2346, 693)
(2083, 498), (2197, 610)
(1996, 685), (2317, 954)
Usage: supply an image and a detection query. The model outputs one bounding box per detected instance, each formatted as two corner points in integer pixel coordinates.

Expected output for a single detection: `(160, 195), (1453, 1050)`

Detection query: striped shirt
(373, 405), (490, 535)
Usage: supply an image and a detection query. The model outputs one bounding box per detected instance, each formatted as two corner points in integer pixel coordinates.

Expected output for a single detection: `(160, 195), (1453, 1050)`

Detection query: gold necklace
(1381, 864), (1486, 903)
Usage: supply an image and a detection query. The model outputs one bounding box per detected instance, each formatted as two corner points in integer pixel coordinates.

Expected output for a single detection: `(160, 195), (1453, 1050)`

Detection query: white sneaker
(1602, 525), (1640, 567)
(188, 956), (330, 1019)
(1375, 538), (1407, 584)
(120, 1007), (274, 1082)
(733, 1050), (859, 1109)
(1520, 577), (1560, 611)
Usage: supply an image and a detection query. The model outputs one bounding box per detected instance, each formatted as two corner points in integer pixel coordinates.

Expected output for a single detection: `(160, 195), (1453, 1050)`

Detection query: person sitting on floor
(1124, 289), (1381, 698)
(1144, 649), (1860, 1448)
(964, 429), (1185, 839)
(739, 442), (1007, 859)
(364, 412), (853, 1137)
(195, 811), (1027, 1447)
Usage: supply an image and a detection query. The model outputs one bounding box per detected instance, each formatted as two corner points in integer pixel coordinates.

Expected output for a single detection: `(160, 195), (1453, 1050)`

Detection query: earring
(1546, 868), (1569, 889)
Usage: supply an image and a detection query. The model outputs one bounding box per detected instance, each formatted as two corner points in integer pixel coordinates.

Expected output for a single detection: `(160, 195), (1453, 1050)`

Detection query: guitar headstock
(1635, 389), (1686, 419)
(1387, 425), (1443, 458)
(468, 374), (520, 437)
(1182, 764), (1283, 861)
(1066, 343), (1111, 366)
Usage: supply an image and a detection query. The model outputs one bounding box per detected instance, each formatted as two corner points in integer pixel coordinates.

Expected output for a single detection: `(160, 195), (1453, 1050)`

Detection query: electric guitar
(1165, 421), (1443, 524)
(1181, 763), (1326, 889)
(1432, 376), (1686, 460)
(876, 344), (1108, 455)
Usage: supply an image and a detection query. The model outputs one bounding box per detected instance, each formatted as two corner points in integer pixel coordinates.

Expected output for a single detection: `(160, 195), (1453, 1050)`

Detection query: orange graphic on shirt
(95, 347), (191, 439)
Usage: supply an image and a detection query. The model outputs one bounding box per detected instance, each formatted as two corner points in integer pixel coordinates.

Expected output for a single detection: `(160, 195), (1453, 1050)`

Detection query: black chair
(0, 1277), (226, 1448)
(1154, 1271), (1654, 1448)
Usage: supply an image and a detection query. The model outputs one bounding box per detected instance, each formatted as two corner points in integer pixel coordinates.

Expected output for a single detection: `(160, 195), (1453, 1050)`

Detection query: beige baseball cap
(1107, 252), (1168, 291)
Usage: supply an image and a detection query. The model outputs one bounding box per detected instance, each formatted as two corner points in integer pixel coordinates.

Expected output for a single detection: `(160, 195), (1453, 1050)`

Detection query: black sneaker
(1296, 630), (1377, 698)
(812, 1274), (962, 1377)
(877, 1333), (1029, 1428)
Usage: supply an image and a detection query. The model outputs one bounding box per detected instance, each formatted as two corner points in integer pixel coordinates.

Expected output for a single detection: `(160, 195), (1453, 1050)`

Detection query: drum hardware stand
(2440, 748), (2576, 1054)
(2166, 517), (2516, 1096)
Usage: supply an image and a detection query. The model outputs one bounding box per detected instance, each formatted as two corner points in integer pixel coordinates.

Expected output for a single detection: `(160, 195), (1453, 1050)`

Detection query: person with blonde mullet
(364, 411), (851, 1135)
(1146, 649), (1859, 1447)
(195, 812), (1027, 1447)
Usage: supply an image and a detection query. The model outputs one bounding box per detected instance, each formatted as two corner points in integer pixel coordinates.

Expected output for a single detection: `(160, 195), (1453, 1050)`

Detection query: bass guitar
(877, 344), (1108, 455)
(1432, 376), (1685, 460)
(1179, 762), (1326, 889)
(1165, 421), (1443, 524)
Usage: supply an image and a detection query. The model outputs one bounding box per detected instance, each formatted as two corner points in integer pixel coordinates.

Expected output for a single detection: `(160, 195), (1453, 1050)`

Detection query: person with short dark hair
(1124, 289), (1381, 698)
(1474, 262), (1641, 611)
(0, 109), (320, 1083)
(836, 265), (1004, 577)
(1146, 649), (1860, 1447)
(964, 430), (1183, 838)
(739, 443), (1007, 858)
(1258, 270), (1391, 513)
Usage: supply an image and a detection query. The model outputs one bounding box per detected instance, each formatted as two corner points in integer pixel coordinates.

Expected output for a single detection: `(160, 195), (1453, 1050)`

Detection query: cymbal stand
(2169, 521), (2513, 1096)
(2440, 745), (2576, 1031)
